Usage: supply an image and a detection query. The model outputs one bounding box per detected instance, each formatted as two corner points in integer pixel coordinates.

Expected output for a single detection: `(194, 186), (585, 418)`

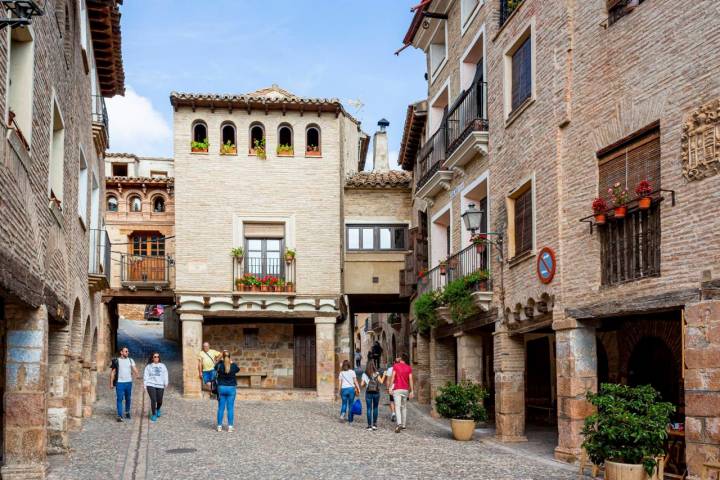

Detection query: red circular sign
(536, 247), (556, 284)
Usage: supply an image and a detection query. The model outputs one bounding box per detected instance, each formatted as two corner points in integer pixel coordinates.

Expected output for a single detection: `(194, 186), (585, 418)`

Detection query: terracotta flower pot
(605, 460), (661, 480)
(251, 285), (260, 292)
(594, 213), (606, 225)
(242, 285), (250, 292)
(450, 419), (476, 441)
(614, 206), (627, 218)
(439, 264), (447, 275)
(191, 147), (208, 153)
(638, 197), (651, 210)
(286, 283), (295, 292)
(285, 255), (295, 263)
(475, 243), (485, 254)
(260, 285), (269, 292)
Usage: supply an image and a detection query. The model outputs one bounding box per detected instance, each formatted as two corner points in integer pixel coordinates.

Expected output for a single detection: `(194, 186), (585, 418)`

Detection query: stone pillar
(494, 327), (527, 442)
(2, 304), (49, 479)
(456, 332), (484, 385)
(415, 334), (431, 404)
(67, 357), (83, 431)
(554, 319), (597, 463)
(81, 362), (95, 418)
(47, 335), (70, 453)
(430, 332), (456, 415)
(315, 317), (337, 402)
(181, 313), (203, 399)
(96, 302), (111, 372)
(684, 301), (720, 479)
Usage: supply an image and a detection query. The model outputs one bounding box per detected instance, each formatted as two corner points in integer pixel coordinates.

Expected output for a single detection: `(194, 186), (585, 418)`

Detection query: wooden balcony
(120, 254), (171, 288)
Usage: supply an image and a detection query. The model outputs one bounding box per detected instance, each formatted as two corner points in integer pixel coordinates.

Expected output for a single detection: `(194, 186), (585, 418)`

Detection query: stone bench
(236, 371), (268, 388)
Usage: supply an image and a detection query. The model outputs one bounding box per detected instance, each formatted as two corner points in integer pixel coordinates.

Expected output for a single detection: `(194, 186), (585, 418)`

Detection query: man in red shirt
(389, 352), (414, 433)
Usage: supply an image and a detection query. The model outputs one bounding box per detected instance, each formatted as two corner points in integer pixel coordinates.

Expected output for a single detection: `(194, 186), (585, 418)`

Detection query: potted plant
(286, 281), (295, 292)
(267, 276), (279, 292)
(221, 140), (237, 155)
(441, 276), (478, 324)
(609, 182), (629, 218)
(259, 275), (270, 292)
(418, 268), (428, 284)
(582, 383), (674, 480)
(471, 233), (487, 254)
(277, 144), (294, 156)
(635, 180), (653, 210)
(276, 278), (286, 292)
(235, 277), (243, 290)
(592, 197), (609, 225)
(465, 270), (490, 292)
(414, 291), (442, 334)
(231, 247), (244, 262)
(191, 138), (209, 153)
(306, 144), (321, 157)
(439, 260), (447, 276)
(250, 138), (267, 159)
(435, 381), (488, 441)
(285, 248), (296, 264)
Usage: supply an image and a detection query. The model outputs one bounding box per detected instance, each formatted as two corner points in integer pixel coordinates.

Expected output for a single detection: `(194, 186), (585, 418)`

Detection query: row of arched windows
(107, 194), (165, 213)
(191, 121), (322, 156)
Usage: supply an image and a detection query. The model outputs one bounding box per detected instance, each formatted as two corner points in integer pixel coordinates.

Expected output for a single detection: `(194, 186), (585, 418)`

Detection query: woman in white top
(337, 359), (360, 423)
(143, 352), (169, 422)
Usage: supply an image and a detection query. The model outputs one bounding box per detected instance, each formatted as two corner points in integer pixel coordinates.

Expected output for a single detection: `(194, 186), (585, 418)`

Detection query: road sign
(536, 247), (556, 284)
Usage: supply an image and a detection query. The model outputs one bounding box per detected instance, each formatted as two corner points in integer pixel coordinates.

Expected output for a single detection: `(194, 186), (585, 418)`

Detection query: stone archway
(628, 336), (678, 405)
(67, 300), (84, 431)
(46, 299), (77, 452)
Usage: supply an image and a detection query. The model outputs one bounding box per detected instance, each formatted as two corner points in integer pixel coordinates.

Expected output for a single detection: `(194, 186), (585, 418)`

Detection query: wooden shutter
(514, 188), (533, 256)
(244, 223), (285, 238)
(598, 128), (660, 202)
(511, 36), (532, 112)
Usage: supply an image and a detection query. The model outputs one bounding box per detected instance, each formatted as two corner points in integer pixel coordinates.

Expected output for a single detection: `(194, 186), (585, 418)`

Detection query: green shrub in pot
(435, 381), (488, 422)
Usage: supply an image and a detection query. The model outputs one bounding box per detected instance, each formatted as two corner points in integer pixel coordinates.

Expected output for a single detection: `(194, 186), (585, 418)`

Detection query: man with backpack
(360, 362), (385, 430)
(197, 342), (221, 398)
(370, 341), (383, 370)
(110, 346), (138, 422)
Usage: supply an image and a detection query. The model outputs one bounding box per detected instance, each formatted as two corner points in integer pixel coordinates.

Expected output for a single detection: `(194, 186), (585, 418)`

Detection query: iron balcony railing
(446, 81), (488, 157)
(92, 94), (109, 135)
(231, 256), (296, 292)
(415, 127), (447, 190)
(120, 254), (170, 285)
(88, 228), (111, 283)
(417, 242), (492, 296)
(499, 0), (524, 27)
(606, 0), (645, 26)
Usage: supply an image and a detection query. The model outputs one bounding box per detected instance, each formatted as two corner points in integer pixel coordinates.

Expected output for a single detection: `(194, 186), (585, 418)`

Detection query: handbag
(351, 398), (362, 416)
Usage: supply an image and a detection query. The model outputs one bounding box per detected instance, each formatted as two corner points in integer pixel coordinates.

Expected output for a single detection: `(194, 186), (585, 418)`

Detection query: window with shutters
(508, 180), (534, 260)
(597, 124), (661, 285)
(503, 24), (534, 121)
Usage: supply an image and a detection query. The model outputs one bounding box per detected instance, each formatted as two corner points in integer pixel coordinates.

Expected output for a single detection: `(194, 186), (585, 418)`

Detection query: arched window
(249, 123), (266, 158)
(152, 196), (165, 213)
(107, 195), (118, 212)
(129, 195), (142, 212)
(277, 124), (294, 156)
(221, 122), (237, 154)
(306, 125), (321, 156)
(191, 121), (208, 152)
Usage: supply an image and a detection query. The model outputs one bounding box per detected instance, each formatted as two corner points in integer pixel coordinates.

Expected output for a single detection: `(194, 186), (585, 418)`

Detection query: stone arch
(69, 298), (83, 357)
(81, 315), (92, 365)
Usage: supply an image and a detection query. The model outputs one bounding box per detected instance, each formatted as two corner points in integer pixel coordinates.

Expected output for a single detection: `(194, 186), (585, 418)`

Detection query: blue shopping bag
(351, 398), (362, 416)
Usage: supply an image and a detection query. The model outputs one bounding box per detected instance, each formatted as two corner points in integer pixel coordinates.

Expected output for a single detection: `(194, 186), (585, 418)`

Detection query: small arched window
(129, 195), (142, 212)
(220, 122), (237, 154)
(277, 124), (294, 156)
(249, 123), (266, 159)
(191, 121), (208, 152)
(306, 125), (321, 156)
(153, 196), (165, 213)
(107, 195), (118, 212)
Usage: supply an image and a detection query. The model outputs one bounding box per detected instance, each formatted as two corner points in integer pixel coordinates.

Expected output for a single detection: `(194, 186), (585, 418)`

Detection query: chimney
(372, 118), (390, 172)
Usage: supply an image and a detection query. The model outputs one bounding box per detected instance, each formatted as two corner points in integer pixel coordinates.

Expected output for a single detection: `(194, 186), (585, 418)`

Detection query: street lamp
(0, 1), (44, 30)
(461, 203), (484, 236)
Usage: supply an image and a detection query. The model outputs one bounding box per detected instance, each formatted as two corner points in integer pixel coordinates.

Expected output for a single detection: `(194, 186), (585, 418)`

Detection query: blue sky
(107, 0), (427, 169)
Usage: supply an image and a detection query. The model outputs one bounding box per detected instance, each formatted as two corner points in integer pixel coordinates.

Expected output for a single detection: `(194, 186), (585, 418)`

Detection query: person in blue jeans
(110, 346), (138, 422)
(360, 362), (385, 430)
(214, 351), (239, 432)
(337, 360), (360, 423)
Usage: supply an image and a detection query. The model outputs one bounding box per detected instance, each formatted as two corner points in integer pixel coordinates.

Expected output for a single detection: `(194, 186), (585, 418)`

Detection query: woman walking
(360, 362), (385, 430)
(337, 360), (360, 423)
(143, 352), (169, 422)
(215, 350), (239, 432)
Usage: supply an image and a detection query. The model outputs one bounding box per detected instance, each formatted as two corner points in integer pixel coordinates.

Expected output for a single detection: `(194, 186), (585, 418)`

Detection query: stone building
(398, 0), (720, 476)
(0, 0), (124, 477)
(171, 86), (411, 401)
(102, 153), (176, 342)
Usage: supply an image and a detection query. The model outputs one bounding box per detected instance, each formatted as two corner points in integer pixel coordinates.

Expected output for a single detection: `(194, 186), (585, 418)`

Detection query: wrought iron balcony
(446, 80), (488, 158)
(88, 229), (110, 290)
(120, 254), (171, 287)
(91, 94), (109, 153)
(605, 0), (645, 26)
(417, 242), (492, 296)
(415, 127), (448, 191)
(231, 256), (296, 293)
(499, 0), (524, 28)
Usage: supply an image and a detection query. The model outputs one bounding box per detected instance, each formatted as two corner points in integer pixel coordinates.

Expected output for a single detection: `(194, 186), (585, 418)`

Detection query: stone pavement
(47, 321), (585, 480)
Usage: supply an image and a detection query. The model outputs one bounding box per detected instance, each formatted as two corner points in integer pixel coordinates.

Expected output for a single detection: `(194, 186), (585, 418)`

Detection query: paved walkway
(48, 321), (585, 480)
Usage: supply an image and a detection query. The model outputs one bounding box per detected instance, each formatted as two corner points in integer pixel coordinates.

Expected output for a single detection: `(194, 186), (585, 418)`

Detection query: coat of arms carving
(682, 99), (720, 181)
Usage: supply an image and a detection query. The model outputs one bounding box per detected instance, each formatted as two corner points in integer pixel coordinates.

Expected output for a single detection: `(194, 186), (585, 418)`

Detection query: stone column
(181, 313), (203, 399)
(684, 301), (720, 479)
(95, 302), (111, 372)
(315, 317), (337, 402)
(67, 357), (83, 431)
(47, 336), (70, 453)
(2, 304), (49, 479)
(494, 326), (527, 442)
(430, 332), (456, 415)
(81, 362), (95, 418)
(456, 332), (484, 385)
(554, 318), (597, 463)
(415, 334), (431, 404)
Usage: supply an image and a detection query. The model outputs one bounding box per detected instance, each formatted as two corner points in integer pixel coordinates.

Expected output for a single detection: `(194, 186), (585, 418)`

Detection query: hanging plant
(592, 197), (609, 225)
(635, 180), (653, 210)
(608, 183), (629, 218)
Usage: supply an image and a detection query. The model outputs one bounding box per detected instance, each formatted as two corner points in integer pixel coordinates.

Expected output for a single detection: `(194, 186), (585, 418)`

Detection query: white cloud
(106, 86), (172, 157)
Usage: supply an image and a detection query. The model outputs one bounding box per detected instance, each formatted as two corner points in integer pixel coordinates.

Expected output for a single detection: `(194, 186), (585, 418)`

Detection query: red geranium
(592, 197), (608, 213)
(635, 180), (652, 197)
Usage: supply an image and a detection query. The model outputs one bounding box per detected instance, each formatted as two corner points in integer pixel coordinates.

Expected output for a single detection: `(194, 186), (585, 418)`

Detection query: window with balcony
(597, 125), (661, 285)
(8, 27), (34, 148)
(245, 238), (283, 278)
(48, 98), (65, 207)
(131, 233), (165, 257)
(346, 225), (408, 252)
(508, 180), (533, 259)
(306, 125), (321, 156)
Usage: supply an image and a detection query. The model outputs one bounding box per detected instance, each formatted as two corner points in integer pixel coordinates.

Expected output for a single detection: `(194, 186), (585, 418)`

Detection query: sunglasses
(153, 355), (160, 358)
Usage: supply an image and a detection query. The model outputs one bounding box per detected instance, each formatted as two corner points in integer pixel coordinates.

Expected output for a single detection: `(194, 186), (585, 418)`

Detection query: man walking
(110, 346), (138, 422)
(197, 342), (221, 396)
(389, 352), (413, 433)
(371, 341), (383, 370)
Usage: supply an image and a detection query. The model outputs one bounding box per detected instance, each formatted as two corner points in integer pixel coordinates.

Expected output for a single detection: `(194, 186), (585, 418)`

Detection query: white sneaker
(228, 426), (235, 433)
(216, 425), (223, 432)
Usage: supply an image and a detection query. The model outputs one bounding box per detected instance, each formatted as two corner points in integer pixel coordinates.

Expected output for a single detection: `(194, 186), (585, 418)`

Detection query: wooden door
(128, 233), (166, 282)
(293, 325), (316, 389)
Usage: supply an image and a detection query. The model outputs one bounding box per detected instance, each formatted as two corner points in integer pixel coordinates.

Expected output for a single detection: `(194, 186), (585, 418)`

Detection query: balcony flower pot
(638, 197), (651, 210)
(439, 262), (447, 276)
(260, 284), (269, 292)
(635, 180), (653, 211)
(286, 282), (295, 292)
(614, 206), (628, 218)
(242, 284), (251, 292)
(235, 279), (242, 290)
(592, 197), (609, 225)
(594, 213), (607, 225)
(191, 146), (208, 153)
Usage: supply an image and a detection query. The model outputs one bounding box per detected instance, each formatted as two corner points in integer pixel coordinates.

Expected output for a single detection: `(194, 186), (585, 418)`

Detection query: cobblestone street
(45, 321), (583, 480)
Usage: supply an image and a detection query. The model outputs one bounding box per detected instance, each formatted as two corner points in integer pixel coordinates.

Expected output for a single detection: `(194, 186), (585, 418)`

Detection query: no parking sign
(536, 247), (556, 284)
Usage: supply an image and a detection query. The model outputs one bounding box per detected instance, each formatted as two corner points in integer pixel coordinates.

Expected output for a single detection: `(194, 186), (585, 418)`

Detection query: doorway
(293, 325), (316, 389)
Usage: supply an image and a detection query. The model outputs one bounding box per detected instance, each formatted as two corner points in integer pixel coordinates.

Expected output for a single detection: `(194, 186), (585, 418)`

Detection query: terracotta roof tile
(345, 171), (412, 189)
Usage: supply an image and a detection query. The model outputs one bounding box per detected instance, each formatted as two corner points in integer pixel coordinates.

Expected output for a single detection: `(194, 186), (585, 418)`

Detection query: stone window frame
(430, 202), (453, 268)
(249, 122), (266, 156)
(77, 145), (88, 227)
(48, 92), (66, 205)
(305, 124), (321, 156)
(506, 173), (536, 264)
(428, 21), (448, 84)
(128, 194), (142, 213)
(151, 194), (167, 213)
(106, 194), (118, 212)
(7, 24), (35, 148)
(460, 0), (483, 36)
(191, 120), (208, 144)
(278, 123), (294, 155)
(220, 121), (237, 152)
(503, 18), (536, 125)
